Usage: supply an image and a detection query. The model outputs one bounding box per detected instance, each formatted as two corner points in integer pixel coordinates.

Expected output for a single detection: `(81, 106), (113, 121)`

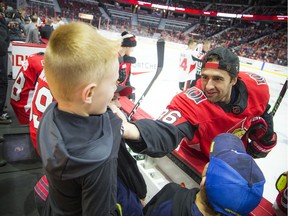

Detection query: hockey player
(143, 133), (265, 216)
(10, 52), (44, 124)
(179, 40), (211, 91)
(118, 31), (137, 101)
(121, 47), (277, 160)
(189, 40), (211, 87)
(178, 39), (198, 91)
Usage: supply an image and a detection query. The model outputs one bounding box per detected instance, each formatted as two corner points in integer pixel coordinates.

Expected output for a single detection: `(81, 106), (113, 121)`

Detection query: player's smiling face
(201, 68), (237, 104)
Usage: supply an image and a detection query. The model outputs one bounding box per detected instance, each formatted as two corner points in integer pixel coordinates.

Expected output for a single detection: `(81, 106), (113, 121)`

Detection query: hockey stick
(270, 79), (287, 117)
(128, 38), (165, 120)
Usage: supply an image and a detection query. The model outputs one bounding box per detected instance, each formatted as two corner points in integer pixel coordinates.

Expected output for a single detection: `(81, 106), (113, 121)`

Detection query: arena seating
(20, 0), (287, 65)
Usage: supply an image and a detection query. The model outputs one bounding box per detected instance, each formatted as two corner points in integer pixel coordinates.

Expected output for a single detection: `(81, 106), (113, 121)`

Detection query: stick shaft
(271, 79), (287, 117)
(128, 39), (165, 120)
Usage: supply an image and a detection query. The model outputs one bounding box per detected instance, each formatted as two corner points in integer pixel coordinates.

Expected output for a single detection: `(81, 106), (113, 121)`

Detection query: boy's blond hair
(44, 22), (121, 102)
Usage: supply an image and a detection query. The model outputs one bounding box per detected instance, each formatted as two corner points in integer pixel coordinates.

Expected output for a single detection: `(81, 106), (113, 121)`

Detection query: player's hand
(247, 117), (267, 141)
(245, 117), (277, 158)
(246, 133), (277, 158)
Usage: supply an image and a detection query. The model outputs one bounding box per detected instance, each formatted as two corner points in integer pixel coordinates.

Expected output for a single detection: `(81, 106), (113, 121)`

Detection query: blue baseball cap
(206, 133), (265, 216)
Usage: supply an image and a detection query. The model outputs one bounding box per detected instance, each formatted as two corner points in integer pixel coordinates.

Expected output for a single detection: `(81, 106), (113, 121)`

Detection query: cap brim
(116, 85), (134, 96)
(210, 133), (246, 158)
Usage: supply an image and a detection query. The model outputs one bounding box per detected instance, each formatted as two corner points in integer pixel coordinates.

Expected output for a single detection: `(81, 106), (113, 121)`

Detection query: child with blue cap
(143, 133), (266, 216)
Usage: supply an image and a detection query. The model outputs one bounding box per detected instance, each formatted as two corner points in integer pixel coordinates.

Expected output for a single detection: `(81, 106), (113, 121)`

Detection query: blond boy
(38, 22), (123, 215)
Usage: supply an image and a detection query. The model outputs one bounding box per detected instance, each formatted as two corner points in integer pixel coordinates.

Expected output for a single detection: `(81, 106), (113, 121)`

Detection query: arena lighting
(168, 6), (175, 11)
(151, 4), (168, 10)
(138, 1), (151, 7)
(217, 12), (237, 18)
(116, 0), (288, 21)
(277, 15), (287, 20)
(174, 7), (185, 12)
(242, 14), (254, 18)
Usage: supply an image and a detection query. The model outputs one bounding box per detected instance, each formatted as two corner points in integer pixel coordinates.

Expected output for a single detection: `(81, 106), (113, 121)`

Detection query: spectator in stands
(0, 2), (11, 125)
(273, 171), (287, 216)
(143, 133), (265, 216)
(39, 17), (53, 40)
(50, 17), (57, 30)
(5, 6), (25, 41)
(118, 31), (137, 101)
(53, 15), (64, 29)
(36, 13), (42, 29)
(33, 82), (145, 216)
(17, 7), (27, 27)
(121, 47), (277, 161)
(25, 15), (40, 44)
(37, 21), (120, 215)
(37, 21), (122, 216)
(23, 15), (30, 35)
(36, 22), (153, 216)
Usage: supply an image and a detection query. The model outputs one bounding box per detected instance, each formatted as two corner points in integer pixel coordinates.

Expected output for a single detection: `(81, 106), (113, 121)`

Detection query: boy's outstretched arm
(109, 104), (141, 140)
(122, 121), (141, 140)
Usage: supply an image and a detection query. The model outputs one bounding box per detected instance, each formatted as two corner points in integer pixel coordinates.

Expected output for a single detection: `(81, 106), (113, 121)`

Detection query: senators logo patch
(232, 128), (247, 139)
(185, 87), (207, 104)
(248, 73), (267, 85)
(226, 117), (248, 139)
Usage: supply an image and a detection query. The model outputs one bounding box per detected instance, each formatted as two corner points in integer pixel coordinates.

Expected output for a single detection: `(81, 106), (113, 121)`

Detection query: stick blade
(157, 38), (165, 68)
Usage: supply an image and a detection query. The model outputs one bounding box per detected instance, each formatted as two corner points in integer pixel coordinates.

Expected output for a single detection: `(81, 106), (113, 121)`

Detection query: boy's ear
(82, 83), (97, 104)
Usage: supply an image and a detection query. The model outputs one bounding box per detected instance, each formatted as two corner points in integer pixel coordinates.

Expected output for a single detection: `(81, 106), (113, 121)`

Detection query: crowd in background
(3, 0), (287, 66)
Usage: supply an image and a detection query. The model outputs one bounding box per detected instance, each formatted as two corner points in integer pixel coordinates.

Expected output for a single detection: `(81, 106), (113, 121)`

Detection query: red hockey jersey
(29, 70), (54, 150)
(166, 72), (270, 157)
(118, 61), (132, 86)
(10, 52), (44, 124)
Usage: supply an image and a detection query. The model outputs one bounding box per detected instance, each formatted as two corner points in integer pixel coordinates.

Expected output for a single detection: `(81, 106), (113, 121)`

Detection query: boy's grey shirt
(38, 102), (122, 215)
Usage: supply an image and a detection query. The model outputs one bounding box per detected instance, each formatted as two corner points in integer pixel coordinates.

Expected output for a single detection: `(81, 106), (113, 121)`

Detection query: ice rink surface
(101, 30), (288, 203)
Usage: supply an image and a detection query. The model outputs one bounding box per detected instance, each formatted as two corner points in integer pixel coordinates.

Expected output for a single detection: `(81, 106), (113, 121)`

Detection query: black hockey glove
(123, 55), (136, 64)
(245, 117), (277, 158)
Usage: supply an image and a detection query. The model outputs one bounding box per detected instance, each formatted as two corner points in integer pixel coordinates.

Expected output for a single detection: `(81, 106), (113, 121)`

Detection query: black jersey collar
(215, 79), (248, 114)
